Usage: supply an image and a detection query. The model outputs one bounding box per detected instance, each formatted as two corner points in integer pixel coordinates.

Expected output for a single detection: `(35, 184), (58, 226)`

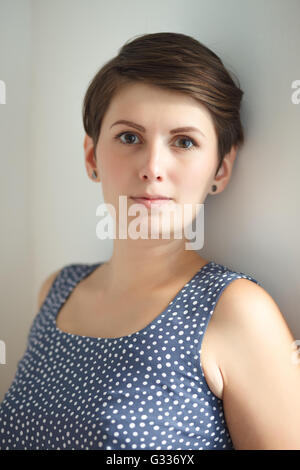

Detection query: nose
(138, 150), (165, 182)
(140, 171), (162, 181)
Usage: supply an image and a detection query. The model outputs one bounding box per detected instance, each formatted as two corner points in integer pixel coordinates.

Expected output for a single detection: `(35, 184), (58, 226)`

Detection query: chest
(56, 288), (169, 339)
(55, 281), (224, 399)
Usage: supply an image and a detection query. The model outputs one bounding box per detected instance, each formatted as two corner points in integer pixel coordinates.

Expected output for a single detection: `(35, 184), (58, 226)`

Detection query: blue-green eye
(114, 131), (199, 151)
(115, 132), (140, 145)
(174, 136), (197, 150)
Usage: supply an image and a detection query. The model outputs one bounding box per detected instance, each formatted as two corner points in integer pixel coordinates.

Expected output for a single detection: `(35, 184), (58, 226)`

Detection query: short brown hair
(82, 32), (244, 176)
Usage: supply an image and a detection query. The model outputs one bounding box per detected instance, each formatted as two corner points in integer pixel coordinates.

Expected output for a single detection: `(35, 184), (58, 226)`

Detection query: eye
(173, 136), (198, 151)
(114, 131), (199, 151)
(114, 132), (140, 145)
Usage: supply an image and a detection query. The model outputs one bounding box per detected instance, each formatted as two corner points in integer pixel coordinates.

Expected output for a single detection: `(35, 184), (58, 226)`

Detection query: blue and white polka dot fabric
(0, 261), (261, 450)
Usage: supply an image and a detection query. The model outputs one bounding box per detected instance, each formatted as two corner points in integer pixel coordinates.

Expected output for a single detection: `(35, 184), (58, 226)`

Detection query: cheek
(178, 164), (210, 191)
(100, 151), (128, 185)
(175, 157), (216, 202)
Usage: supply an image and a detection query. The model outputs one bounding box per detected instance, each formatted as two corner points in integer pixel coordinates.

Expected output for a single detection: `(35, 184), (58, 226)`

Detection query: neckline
(52, 260), (215, 342)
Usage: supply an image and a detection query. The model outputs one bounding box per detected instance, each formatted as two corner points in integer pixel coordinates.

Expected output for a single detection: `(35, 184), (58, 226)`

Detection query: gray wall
(0, 0), (33, 401)
(1, 0), (299, 400)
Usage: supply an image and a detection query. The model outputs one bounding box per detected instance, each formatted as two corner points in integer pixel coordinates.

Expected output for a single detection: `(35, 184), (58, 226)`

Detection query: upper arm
(215, 278), (300, 450)
(37, 268), (62, 311)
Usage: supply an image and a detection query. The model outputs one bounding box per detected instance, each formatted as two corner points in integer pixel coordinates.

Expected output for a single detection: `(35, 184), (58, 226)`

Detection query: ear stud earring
(92, 170), (97, 179)
(211, 184), (217, 192)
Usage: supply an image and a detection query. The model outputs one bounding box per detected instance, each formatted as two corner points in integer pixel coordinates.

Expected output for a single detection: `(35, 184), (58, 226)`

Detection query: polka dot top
(0, 260), (261, 450)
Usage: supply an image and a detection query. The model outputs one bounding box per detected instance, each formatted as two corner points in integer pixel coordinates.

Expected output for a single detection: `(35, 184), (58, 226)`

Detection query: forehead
(102, 82), (216, 136)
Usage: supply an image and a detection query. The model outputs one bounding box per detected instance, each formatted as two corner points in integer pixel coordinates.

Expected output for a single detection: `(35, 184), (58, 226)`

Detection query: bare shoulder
(37, 267), (63, 311)
(201, 278), (274, 400)
(210, 277), (300, 449)
(212, 277), (290, 335)
(212, 276), (296, 378)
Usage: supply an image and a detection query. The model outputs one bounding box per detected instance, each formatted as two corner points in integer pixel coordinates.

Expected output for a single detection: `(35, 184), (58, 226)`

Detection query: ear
(210, 145), (238, 194)
(84, 134), (99, 181)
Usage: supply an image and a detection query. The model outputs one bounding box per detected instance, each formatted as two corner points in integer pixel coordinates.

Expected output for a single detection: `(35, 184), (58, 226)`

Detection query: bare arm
(214, 278), (300, 450)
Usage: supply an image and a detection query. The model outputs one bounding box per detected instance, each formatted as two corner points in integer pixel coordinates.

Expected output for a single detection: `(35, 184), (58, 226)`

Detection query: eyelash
(113, 131), (199, 151)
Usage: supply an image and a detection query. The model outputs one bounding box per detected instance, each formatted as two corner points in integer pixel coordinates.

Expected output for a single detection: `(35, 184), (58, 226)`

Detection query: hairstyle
(82, 32), (244, 176)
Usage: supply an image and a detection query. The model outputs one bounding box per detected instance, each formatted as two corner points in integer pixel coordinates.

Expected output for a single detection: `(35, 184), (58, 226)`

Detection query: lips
(130, 197), (173, 208)
(132, 194), (172, 200)
(136, 197), (170, 200)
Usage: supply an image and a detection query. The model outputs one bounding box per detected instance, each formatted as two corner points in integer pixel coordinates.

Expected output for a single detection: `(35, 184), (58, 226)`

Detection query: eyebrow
(110, 119), (206, 138)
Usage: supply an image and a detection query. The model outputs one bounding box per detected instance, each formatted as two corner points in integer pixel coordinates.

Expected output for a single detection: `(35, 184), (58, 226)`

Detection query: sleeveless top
(0, 260), (261, 450)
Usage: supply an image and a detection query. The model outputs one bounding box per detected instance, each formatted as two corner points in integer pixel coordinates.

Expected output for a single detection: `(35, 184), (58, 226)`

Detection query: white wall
(0, 0), (34, 400)
(1, 0), (299, 400)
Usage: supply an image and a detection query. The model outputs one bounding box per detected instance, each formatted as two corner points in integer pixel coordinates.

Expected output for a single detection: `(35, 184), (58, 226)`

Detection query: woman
(1, 32), (300, 450)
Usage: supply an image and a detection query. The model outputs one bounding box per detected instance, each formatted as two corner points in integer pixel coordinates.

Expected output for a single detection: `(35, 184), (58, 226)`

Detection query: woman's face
(88, 82), (229, 239)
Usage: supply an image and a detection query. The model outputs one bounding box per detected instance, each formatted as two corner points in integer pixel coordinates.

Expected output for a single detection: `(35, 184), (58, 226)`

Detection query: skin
(84, 82), (237, 297)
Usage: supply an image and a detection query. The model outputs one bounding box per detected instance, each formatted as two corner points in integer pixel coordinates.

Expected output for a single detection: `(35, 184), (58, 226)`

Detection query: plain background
(0, 0), (299, 401)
